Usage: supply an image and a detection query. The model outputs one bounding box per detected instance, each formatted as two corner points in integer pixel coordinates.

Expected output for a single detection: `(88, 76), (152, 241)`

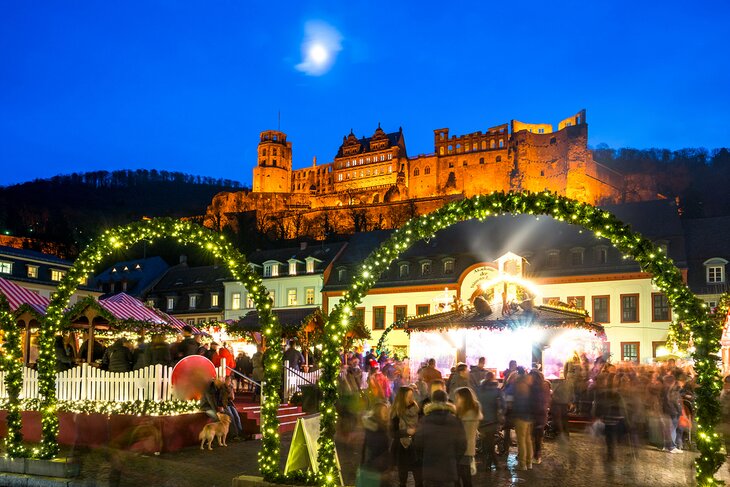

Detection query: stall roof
(405, 303), (604, 337)
(0, 276), (50, 311)
(233, 307), (322, 332)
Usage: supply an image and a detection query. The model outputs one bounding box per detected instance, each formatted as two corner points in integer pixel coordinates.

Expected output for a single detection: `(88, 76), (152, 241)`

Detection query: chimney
(179, 255), (188, 265)
(300, 242), (308, 251)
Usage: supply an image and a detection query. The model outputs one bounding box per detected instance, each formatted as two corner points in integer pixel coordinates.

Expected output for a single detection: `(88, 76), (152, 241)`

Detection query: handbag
(678, 406), (691, 429)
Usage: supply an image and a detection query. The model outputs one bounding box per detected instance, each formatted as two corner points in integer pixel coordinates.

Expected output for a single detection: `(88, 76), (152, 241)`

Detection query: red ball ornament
(171, 355), (216, 400)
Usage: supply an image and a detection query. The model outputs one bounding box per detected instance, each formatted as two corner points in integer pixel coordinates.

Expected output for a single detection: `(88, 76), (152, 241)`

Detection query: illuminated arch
(318, 191), (723, 486)
(33, 219), (288, 481)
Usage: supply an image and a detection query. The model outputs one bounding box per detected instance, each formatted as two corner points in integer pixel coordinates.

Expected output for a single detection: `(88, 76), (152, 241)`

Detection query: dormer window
(306, 258), (316, 273)
(596, 246), (608, 265)
(338, 268), (347, 282)
(189, 295), (198, 309)
(27, 265), (38, 278)
(420, 260), (432, 276)
(135, 263), (142, 270)
(289, 261), (297, 276)
(0, 261), (13, 274)
(111, 268), (117, 273)
(167, 297), (175, 310)
(443, 258), (455, 274)
(705, 258), (728, 284)
(399, 262), (410, 278)
(263, 263), (279, 277)
(546, 250), (560, 268)
(570, 248), (584, 266)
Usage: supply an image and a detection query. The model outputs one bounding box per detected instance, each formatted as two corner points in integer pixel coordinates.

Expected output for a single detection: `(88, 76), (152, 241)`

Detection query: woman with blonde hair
(454, 387), (483, 486)
(391, 386), (421, 487)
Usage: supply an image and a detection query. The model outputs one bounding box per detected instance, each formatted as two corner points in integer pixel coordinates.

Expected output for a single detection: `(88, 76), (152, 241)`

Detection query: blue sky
(1, 0), (729, 186)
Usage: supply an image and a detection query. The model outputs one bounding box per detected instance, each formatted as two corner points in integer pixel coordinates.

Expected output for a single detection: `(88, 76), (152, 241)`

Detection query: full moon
(309, 43), (329, 65)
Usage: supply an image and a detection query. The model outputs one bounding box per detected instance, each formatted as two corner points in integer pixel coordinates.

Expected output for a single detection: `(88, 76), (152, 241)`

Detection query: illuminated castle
(207, 109), (621, 237)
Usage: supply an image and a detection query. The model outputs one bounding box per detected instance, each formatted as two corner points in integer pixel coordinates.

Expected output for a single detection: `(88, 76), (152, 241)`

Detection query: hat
(370, 360), (379, 369)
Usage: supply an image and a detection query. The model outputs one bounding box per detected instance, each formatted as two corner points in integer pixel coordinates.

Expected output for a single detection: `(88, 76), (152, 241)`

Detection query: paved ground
(29, 432), (730, 487)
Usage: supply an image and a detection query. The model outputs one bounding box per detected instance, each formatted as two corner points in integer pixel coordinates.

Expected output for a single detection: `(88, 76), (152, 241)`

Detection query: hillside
(0, 169), (247, 257)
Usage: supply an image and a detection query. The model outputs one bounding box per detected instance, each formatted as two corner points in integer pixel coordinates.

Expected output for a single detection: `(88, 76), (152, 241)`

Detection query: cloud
(295, 20), (343, 76)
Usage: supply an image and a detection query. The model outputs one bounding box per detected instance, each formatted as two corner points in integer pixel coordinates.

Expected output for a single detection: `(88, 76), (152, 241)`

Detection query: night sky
(2, 0), (729, 186)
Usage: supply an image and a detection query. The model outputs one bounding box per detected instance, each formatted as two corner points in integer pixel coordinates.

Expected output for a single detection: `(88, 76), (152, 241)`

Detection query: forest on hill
(0, 169), (246, 256)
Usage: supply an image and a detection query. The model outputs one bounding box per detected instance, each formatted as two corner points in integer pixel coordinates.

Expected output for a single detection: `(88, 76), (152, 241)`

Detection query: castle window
(479, 158), (485, 164)
(366, 169), (371, 176)
(388, 153), (392, 160)
(388, 166), (393, 173)
(499, 139), (504, 148)
(414, 168), (420, 177)
(443, 258), (455, 274)
(262, 149), (267, 156)
(346, 161), (350, 168)
(360, 158), (364, 164)
(490, 140), (495, 149)
(496, 156), (502, 162)
(273, 148), (278, 155)
(424, 166), (431, 175)
(380, 155), (385, 161)
(273, 135), (278, 141)
(449, 162), (454, 168)
(448, 145), (453, 153)
(440, 133), (445, 140)
(550, 137), (557, 144)
(463, 161), (467, 167)
(481, 141), (486, 150)
(456, 144), (461, 152)
(538, 128), (545, 134)
(338, 174), (343, 181)
(272, 159), (277, 166)
(366, 157), (371, 163)
(439, 147), (445, 155)
(540, 170), (544, 176)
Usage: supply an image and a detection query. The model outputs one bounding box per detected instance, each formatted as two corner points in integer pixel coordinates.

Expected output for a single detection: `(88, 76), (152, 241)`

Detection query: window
(652, 341), (667, 358)
(287, 289), (297, 306)
(652, 293), (670, 321)
(211, 293), (219, 307)
(463, 161), (467, 167)
(424, 166), (431, 175)
(567, 296), (585, 309)
(394, 305), (408, 326)
(479, 158), (485, 164)
(189, 295), (198, 309)
(570, 248), (584, 266)
(231, 292), (241, 310)
(621, 342), (640, 362)
(27, 265), (38, 278)
(546, 250), (560, 268)
(289, 261), (297, 276)
(592, 296), (610, 323)
(416, 304), (430, 316)
(51, 269), (65, 281)
(167, 297), (175, 310)
(187, 319), (195, 325)
(542, 297), (560, 305)
(246, 294), (255, 309)
(263, 264), (272, 277)
(597, 247), (608, 265)
(496, 156), (502, 162)
(399, 263), (410, 278)
(538, 128), (545, 134)
(621, 294), (639, 323)
(708, 265), (725, 283)
(338, 268), (347, 282)
(499, 139), (504, 148)
(268, 290), (276, 305)
(305, 288), (315, 305)
(448, 162), (454, 168)
(443, 259), (454, 274)
(414, 168), (420, 177)
(490, 140), (495, 149)
(353, 307), (365, 326)
(421, 261), (432, 276)
(373, 306), (386, 330)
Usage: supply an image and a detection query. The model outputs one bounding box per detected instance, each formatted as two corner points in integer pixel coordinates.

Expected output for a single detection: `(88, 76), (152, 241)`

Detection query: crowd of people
(341, 350), (702, 487)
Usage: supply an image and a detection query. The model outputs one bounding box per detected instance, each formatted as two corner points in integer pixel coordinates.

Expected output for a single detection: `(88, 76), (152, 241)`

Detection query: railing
(283, 361), (321, 402)
(226, 366), (263, 405)
(0, 360), (228, 403)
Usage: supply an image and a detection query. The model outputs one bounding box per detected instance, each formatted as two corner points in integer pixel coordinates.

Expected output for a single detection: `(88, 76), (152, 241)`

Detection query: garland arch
(318, 191), (724, 487)
(0, 294), (27, 457)
(34, 218), (290, 481)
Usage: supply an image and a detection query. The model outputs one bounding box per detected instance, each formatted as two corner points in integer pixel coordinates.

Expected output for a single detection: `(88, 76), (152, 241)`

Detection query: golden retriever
(199, 413), (232, 450)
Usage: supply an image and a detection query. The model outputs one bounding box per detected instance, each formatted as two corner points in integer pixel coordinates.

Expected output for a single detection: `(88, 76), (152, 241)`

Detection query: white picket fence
(0, 360), (228, 403)
(283, 361), (321, 402)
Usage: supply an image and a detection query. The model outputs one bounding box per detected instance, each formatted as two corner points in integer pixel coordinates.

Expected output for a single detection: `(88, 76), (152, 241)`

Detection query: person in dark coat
(54, 335), (74, 372)
(359, 401), (391, 487)
(529, 369), (550, 464)
(476, 371), (504, 470)
(391, 386), (422, 487)
(178, 325), (200, 358)
(132, 337), (147, 370)
(200, 378), (225, 421)
(414, 389), (466, 487)
(144, 334), (171, 366)
(102, 338), (134, 373)
(79, 334), (105, 363)
(593, 373), (626, 461)
(283, 340), (305, 370)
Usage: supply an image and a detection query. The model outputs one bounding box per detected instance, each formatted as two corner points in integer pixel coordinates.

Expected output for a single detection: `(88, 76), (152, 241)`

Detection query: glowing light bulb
(309, 43), (328, 65)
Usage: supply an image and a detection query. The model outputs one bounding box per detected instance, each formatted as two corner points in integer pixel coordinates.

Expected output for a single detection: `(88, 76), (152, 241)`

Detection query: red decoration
(171, 355), (216, 400)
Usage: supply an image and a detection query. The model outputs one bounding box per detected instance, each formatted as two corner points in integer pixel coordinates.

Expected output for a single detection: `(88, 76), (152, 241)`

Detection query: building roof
(93, 256), (169, 297)
(0, 245), (71, 267)
(405, 303), (604, 337)
(232, 307), (321, 332)
(682, 215), (730, 295)
(323, 199), (687, 291)
(0, 276), (50, 311)
(335, 128), (406, 159)
(245, 242), (347, 274)
(151, 264), (231, 293)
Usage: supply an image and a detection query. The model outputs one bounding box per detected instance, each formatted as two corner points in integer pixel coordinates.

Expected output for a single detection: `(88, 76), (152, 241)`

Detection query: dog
(199, 412), (232, 450)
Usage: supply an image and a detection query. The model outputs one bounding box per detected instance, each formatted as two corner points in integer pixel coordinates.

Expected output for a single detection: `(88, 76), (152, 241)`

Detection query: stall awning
(234, 307), (322, 332)
(0, 277), (50, 311)
(99, 293), (167, 324)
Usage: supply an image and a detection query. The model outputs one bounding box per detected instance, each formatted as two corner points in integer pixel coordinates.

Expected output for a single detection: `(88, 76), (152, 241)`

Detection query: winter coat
(178, 337), (199, 358)
(283, 348), (305, 370)
(448, 374), (472, 401)
(530, 381), (550, 426)
(361, 414), (391, 473)
(477, 381), (504, 425)
(469, 366), (487, 389)
(511, 380), (533, 422)
(144, 343), (171, 366)
(132, 344), (147, 370)
(199, 380), (223, 411)
(216, 347), (235, 374)
(236, 355), (253, 376)
(391, 402), (419, 453)
(414, 401), (466, 484)
(251, 352), (264, 381)
(421, 365), (443, 385)
(459, 408), (483, 457)
(79, 339), (105, 362)
(55, 338), (74, 372)
(662, 384), (683, 418)
(552, 378), (574, 405)
(103, 339), (133, 373)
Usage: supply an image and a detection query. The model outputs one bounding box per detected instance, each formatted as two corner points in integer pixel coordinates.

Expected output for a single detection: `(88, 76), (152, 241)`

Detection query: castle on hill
(206, 109), (622, 238)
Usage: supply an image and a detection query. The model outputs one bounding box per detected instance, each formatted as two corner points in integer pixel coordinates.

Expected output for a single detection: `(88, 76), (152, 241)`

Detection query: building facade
(206, 110), (623, 238)
(321, 200), (686, 364)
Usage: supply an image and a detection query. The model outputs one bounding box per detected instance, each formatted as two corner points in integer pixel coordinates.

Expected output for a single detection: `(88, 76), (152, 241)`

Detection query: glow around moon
(295, 20), (342, 76)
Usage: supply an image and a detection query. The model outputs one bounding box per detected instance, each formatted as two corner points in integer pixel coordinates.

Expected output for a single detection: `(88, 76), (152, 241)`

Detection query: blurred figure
(512, 371), (534, 471)
(718, 376), (730, 455)
(200, 377), (225, 421)
(593, 373), (626, 461)
(391, 386), (422, 487)
(79, 332), (105, 363)
(251, 346), (264, 402)
(414, 389), (466, 487)
(421, 358), (443, 385)
(222, 375), (243, 439)
(454, 387), (482, 487)
(103, 338), (133, 373)
(283, 340), (305, 371)
(449, 363), (472, 401)
(477, 371), (504, 471)
(469, 357), (487, 389)
(420, 379), (448, 415)
(132, 336), (147, 370)
(551, 370), (574, 441)
(661, 374), (683, 453)
(144, 334), (171, 366)
(368, 362), (391, 403)
(178, 325), (199, 358)
(358, 402), (391, 487)
(235, 351), (253, 391)
(54, 335), (74, 372)
(529, 369), (550, 464)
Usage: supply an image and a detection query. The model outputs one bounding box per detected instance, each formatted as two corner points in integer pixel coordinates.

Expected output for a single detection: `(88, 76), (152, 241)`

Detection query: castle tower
(252, 130), (292, 193)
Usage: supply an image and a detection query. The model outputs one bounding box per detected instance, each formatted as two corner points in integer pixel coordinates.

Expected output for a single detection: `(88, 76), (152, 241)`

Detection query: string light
(1, 294), (28, 457)
(317, 191), (724, 487)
